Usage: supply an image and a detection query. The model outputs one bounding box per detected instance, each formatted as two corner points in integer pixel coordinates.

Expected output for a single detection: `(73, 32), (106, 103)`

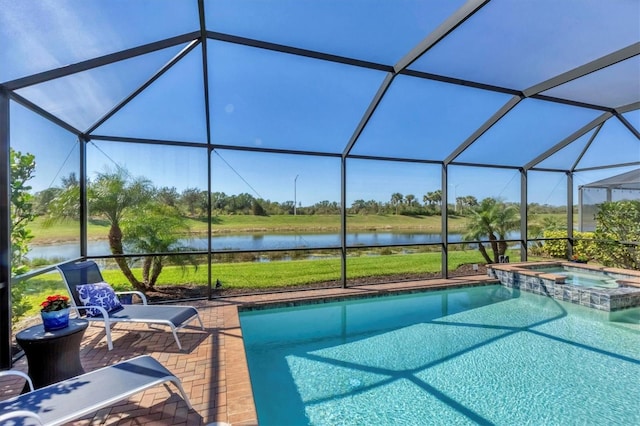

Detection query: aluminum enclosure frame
(1, 1), (638, 367)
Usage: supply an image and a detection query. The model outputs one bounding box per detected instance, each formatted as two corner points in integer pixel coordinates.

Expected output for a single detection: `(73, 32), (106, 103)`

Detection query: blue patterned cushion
(76, 282), (123, 317)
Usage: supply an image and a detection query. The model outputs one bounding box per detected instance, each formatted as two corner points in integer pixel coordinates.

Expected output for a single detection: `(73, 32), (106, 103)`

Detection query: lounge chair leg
(196, 314), (204, 330)
(169, 377), (193, 409)
(103, 322), (114, 351)
(172, 328), (183, 350)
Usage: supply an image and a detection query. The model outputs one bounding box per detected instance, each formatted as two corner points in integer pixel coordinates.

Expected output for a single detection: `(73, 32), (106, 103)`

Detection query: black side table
(16, 318), (88, 392)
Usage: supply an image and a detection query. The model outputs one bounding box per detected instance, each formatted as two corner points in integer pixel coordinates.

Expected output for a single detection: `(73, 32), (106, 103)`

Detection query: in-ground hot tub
(488, 261), (640, 311)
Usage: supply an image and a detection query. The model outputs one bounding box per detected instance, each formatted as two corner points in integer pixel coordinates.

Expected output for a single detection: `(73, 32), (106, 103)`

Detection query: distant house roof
(581, 169), (640, 190)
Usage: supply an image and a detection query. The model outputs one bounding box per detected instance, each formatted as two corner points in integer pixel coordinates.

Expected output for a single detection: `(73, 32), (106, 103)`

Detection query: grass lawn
(14, 249), (500, 324)
(93, 249), (491, 289)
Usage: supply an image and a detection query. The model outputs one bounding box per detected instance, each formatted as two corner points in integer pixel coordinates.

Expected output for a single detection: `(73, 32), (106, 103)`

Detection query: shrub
(593, 200), (640, 269)
(542, 230), (596, 260)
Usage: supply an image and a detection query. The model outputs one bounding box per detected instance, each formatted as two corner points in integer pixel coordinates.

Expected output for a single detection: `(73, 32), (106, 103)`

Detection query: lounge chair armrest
(116, 290), (148, 305)
(0, 369), (34, 392)
(0, 409), (43, 425)
(72, 304), (110, 318)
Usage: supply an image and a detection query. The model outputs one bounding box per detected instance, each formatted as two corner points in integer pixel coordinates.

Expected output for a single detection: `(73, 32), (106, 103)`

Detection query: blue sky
(3, 0), (639, 207)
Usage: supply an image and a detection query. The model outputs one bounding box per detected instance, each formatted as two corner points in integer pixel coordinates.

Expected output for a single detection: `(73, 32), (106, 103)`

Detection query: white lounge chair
(0, 355), (192, 426)
(57, 260), (204, 350)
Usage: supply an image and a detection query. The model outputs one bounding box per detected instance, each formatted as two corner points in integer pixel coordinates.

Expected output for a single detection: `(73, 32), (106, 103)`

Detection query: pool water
(240, 285), (640, 425)
(534, 266), (619, 288)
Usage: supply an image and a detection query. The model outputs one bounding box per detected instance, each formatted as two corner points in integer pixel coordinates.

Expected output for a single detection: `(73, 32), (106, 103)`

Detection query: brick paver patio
(1, 275), (494, 425)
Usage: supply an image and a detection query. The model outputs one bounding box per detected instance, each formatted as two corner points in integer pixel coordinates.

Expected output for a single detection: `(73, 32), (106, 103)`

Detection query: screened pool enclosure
(579, 168), (640, 231)
(1, 1), (639, 366)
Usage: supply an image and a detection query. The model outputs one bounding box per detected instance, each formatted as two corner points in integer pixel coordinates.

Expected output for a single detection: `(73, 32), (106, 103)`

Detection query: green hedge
(542, 230), (596, 260)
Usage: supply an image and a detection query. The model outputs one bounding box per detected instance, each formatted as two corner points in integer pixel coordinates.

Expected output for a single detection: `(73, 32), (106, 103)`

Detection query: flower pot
(41, 308), (70, 332)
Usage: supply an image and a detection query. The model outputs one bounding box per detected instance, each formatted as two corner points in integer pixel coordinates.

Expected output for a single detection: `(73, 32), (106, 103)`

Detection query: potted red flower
(40, 294), (71, 331)
(570, 254), (589, 264)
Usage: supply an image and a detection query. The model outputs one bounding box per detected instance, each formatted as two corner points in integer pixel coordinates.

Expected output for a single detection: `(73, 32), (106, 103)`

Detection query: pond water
(28, 231), (471, 260)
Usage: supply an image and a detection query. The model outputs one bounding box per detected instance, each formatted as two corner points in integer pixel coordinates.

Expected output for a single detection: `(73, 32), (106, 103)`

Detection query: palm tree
(87, 168), (154, 289)
(431, 190), (442, 206)
(464, 195), (478, 209)
(48, 167), (153, 290)
(122, 203), (196, 290)
(390, 192), (403, 214)
(405, 194), (415, 207)
(463, 198), (520, 263)
(493, 201), (520, 256)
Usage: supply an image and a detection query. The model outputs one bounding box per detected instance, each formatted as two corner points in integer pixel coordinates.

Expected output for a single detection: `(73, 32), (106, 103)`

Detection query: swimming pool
(532, 266), (619, 288)
(240, 285), (640, 425)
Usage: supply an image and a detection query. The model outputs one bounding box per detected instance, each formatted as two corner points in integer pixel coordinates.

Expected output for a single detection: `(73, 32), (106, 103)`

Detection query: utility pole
(449, 183), (459, 213)
(294, 174), (299, 216)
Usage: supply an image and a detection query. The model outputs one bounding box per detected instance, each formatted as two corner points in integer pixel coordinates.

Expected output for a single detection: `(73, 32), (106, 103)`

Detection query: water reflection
(28, 231), (462, 259)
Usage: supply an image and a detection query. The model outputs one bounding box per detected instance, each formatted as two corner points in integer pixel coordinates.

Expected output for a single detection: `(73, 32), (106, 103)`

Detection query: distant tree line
(34, 179), (567, 219)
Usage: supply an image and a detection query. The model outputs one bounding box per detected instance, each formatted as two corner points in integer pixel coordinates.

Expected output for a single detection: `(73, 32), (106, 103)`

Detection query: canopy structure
(0, 0), (638, 170)
(579, 168), (640, 231)
(581, 169), (640, 190)
(1, 0), (639, 367)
